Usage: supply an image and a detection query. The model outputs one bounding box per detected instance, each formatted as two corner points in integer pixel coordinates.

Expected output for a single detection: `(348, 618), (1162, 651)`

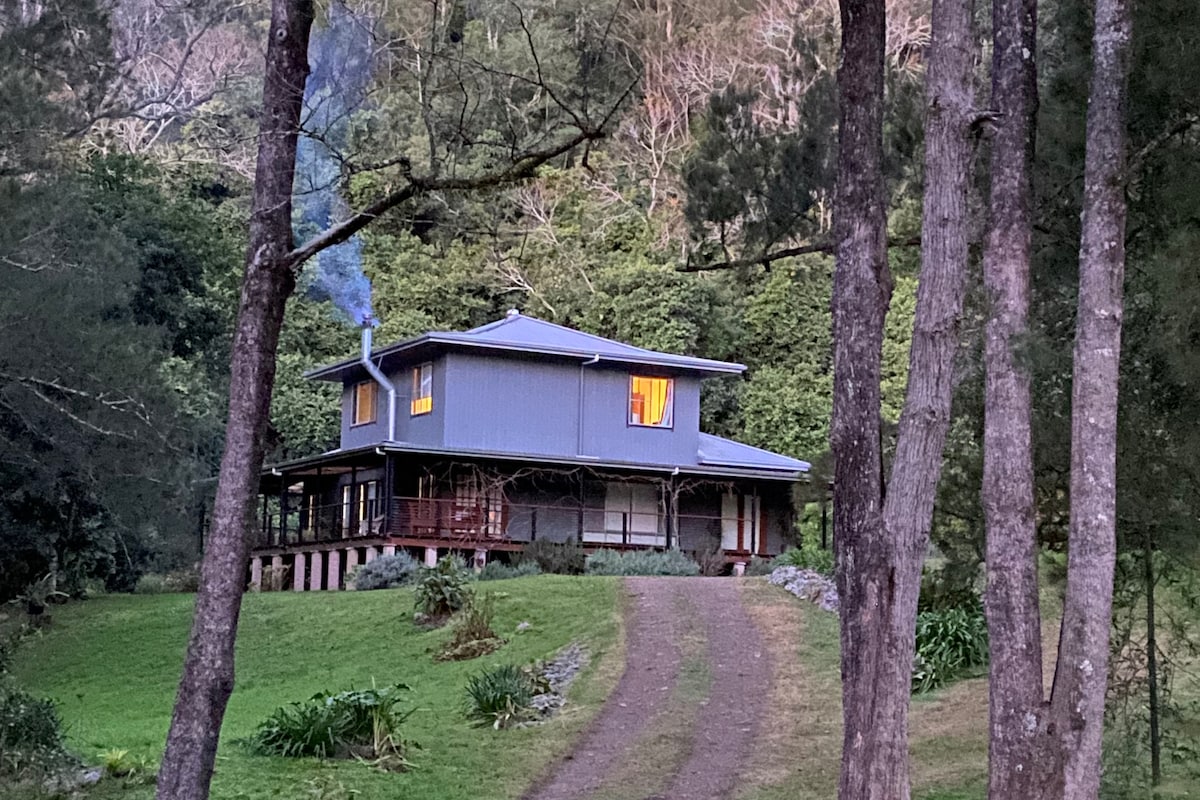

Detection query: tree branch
(284, 75), (637, 271)
(679, 236), (920, 272)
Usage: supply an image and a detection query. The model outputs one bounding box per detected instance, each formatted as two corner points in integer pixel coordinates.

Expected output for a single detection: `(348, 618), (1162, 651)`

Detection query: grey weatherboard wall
(340, 350), (704, 469)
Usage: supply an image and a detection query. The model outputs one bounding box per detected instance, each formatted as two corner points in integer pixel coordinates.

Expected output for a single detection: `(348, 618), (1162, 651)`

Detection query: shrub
(350, 552), (420, 591)
(414, 556), (472, 619)
(584, 549), (700, 576)
(772, 542), (834, 575)
(0, 686), (72, 779)
(911, 606), (988, 693)
(464, 665), (536, 729)
(745, 556), (774, 576)
(250, 683), (415, 768)
(133, 569), (199, 595)
(690, 544), (726, 577)
(260, 564), (290, 592)
(133, 574), (168, 594)
(478, 560), (542, 581)
(437, 593), (505, 661)
(0, 688), (63, 755)
(520, 539), (585, 575)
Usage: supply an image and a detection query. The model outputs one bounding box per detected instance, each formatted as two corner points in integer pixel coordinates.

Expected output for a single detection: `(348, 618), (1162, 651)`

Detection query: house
(251, 310), (809, 590)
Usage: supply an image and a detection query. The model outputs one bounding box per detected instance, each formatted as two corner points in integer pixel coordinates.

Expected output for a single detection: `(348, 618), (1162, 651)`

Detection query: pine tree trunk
(831, 0), (974, 795)
(1049, 0), (1132, 795)
(980, 0), (1055, 795)
(155, 2), (313, 798)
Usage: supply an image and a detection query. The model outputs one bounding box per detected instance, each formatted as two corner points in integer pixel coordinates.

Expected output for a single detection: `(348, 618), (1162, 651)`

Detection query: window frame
(627, 374), (675, 429)
(351, 380), (378, 427)
(410, 362), (433, 416)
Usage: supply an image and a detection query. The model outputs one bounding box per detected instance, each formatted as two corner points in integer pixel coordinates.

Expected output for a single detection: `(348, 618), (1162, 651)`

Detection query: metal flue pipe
(359, 316), (396, 442)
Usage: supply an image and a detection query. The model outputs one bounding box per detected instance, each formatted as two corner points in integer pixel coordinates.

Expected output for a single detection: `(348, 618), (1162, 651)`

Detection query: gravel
(767, 566), (839, 612)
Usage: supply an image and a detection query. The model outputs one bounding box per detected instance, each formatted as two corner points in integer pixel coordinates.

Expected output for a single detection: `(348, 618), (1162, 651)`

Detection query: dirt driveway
(524, 577), (770, 800)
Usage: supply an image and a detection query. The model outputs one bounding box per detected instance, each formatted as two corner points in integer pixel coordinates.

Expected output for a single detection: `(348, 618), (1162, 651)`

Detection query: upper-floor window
(352, 380), (377, 426)
(411, 362), (433, 415)
(629, 375), (673, 428)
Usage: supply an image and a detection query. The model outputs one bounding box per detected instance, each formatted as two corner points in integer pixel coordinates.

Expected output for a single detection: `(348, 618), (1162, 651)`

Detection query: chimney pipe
(358, 316), (396, 442)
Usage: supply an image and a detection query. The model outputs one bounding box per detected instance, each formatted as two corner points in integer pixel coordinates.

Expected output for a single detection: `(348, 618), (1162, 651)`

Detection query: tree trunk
(155, 2), (313, 798)
(1049, 0), (1132, 794)
(830, 0), (892, 794)
(831, 0), (974, 795)
(980, 0), (1053, 795)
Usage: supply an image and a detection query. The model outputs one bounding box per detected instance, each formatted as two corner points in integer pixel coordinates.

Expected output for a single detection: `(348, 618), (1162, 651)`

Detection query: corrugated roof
(697, 433), (810, 473)
(264, 439), (807, 482)
(306, 311), (745, 381)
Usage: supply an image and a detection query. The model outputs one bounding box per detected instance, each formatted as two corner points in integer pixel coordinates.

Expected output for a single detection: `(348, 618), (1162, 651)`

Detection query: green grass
(737, 580), (988, 800)
(10, 576), (622, 800)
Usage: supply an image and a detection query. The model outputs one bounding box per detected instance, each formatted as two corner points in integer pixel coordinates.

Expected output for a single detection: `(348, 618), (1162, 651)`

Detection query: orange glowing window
(411, 362), (433, 416)
(629, 376), (673, 427)
(352, 381), (377, 426)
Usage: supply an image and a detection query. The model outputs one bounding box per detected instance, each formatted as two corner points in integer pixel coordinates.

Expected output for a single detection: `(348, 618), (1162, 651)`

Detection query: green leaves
(250, 683), (416, 766)
(911, 606), (988, 694)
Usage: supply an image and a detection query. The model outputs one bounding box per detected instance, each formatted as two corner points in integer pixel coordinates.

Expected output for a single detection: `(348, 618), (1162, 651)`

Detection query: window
(352, 380), (377, 426)
(629, 375), (673, 427)
(411, 362), (433, 415)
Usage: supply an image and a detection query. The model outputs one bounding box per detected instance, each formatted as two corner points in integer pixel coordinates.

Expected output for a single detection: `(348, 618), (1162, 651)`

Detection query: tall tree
(980, 0), (1045, 795)
(831, 0), (974, 795)
(154, 2), (313, 796)
(1049, 0), (1133, 793)
(154, 1), (626, 796)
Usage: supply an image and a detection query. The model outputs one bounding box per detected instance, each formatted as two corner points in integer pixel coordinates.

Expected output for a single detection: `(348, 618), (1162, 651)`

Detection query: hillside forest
(3, 0), (1200, 797)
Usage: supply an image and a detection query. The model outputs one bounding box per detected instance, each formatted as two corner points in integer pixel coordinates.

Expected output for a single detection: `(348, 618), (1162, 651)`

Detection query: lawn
(737, 580), (988, 800)
(10, 575), (623, 800)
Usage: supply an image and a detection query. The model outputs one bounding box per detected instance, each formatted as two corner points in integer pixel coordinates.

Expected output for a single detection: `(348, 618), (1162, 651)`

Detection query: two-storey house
(251, 311), (809, 590)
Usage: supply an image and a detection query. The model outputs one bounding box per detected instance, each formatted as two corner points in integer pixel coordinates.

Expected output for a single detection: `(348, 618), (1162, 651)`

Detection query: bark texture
(1050, 0), (1132, 795)
(832, 0), (974, 796)
(155, 2), (313, 798)
(980, 0), (1051, 794)
(830, 0), (892, 793)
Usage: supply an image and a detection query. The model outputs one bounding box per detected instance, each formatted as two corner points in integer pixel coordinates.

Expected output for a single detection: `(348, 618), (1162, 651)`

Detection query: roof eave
(304, 336), (745, 381)
(262, 442), (802, 482)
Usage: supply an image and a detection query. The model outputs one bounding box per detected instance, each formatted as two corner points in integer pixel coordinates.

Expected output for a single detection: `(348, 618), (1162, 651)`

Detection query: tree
(155, 1), (631, 796)
(1049, 0), (1133, 792)
(830, 0), (973, 796)
(979, 0), (1044, 795)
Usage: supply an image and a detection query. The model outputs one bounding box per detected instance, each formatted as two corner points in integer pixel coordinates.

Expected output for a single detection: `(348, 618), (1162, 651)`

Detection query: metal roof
(264, 437), (807, 482)
(697, 433), (810, 473)
(306, 311), (746, 381)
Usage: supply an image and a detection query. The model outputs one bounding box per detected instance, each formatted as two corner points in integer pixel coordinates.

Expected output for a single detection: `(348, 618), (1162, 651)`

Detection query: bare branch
(285, 73), (638, 270)
(678, 236), (920, 272)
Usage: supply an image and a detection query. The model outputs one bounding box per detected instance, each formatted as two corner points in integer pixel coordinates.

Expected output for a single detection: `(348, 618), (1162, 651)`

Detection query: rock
(517, 643), (588, 727)
(767, 566), (839, 612)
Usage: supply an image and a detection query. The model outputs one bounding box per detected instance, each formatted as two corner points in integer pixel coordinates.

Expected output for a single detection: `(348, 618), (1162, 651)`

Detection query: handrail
(259, 494), (764, 550)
